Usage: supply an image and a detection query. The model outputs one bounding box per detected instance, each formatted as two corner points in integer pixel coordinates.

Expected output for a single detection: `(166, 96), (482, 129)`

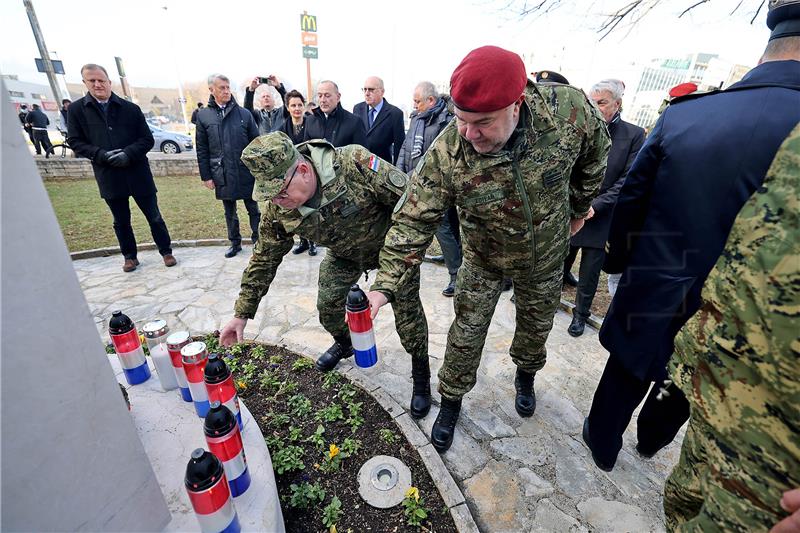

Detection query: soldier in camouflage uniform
(663, 122), (800, 532)
(367, 46), (610, 452)
(219, 131), (433, 419)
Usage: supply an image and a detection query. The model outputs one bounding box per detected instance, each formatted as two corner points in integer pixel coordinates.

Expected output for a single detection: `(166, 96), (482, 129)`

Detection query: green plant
(249, 344), (266, 360)
(287, 394), (312, 417)
(347, 401), (362, 417)
(315, 404), (344, 423)
(262, 413), (290, 428)
(105, 342), (115, 354)
(337, 384), (357, 404)
(287, 426), (302, 442)
(346, 414), (364, 432)
(402, 487), (429, 528)
(259, 369), (282, 390)
(265, 433), (284, 450)
(228, 342), (245, 357)
(288, 481), (326, 509)
(204, 332), (220, 353)
(379, 429), (399, 444)
(241, 360), (258, 381)
(306, 424), (326, 450)
(268, 354), (282, 365)
(322, 371), (341, 389)
(319, 443), (343, 474)
(272, 445), (305, 474)
(322, 496), (342, 529)
(292, 357), (314, 371)
(276, 380), (298, 397)
(225, 355), (241, 374)
(341, 437), (361, 456)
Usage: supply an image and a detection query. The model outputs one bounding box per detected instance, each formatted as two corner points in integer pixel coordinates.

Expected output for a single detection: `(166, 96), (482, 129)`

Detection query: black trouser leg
(564, 245), (579, 277)
(132, 194), (172, 255)
(222, 199), (241, 246)
(435, 207), (463, 277)
(575, 247), (605, 318)
(105, 197), (137, 259)
(636, 380), (690, 453)
(242, 198), (260, 243)
(586, 354), (651, 467)
(34, 130), (53, 155)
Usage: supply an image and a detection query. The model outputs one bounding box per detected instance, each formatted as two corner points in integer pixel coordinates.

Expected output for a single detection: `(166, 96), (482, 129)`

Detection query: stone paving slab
(77, 245), (683, 532)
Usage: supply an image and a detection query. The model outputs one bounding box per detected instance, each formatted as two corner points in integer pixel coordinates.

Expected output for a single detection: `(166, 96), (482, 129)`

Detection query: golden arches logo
(300, 14), (317, 32)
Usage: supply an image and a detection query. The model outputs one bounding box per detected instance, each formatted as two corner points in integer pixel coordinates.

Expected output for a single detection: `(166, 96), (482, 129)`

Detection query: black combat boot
(315, 336), (353, 372)
(410, 357), (431, 419)
(293, 238), (310, 255)
(568, 314), (587, 337)
(308, 241), (317, 256)
(441, 274), (456, 297)
(431, 397), (461, 452)
(514, 368), (536, 417)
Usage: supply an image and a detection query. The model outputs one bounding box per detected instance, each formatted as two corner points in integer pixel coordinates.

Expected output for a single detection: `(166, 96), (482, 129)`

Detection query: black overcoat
(303, 103), (366, 148)
(353, 99), (405, 164)
(67, 92), (156, 200)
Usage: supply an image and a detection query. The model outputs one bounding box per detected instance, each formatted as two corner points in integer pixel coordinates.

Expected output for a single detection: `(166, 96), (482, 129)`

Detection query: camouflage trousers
(438, 259), (563, 400)
(317, 252), (428, 361)
(664, 415), (796, 532)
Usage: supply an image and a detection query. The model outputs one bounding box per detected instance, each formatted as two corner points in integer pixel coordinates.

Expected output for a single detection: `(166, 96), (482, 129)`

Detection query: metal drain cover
(357, 455), (412, 508)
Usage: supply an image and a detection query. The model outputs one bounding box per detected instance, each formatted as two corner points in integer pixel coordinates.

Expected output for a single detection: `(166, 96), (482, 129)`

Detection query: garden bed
(202, 333), (458, 533)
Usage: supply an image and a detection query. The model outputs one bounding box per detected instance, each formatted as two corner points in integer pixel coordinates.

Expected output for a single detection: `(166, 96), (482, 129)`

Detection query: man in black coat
(582, 21), (800, 472)
(190, 102), (203, 125)
(196, 74), (260, 258)
(353, 76), (405, 165)
(26, 103), (54, 157)
(19, 104), (35, 146)
(68, 63), (176, 272)
(304, 80), (366, 148)
(566, 80), (644, 336)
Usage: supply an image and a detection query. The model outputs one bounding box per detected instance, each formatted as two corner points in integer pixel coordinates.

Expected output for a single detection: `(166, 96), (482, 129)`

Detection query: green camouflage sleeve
(372, 140), (454, 300)
(671, 123), (800, 449)
(233, 203), (294, 319)
(347, 145), (409, 208)
(569, 97), (610, 219)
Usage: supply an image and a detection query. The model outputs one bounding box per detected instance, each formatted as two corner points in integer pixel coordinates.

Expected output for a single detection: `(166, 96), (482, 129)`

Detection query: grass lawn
(45, 176), (259, 252)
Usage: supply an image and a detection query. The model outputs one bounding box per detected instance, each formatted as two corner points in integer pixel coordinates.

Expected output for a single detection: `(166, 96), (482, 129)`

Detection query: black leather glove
(107, 150), (130, 167)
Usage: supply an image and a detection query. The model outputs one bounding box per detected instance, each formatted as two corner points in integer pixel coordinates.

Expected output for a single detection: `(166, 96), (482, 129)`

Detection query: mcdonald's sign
(300, 13), (317, 32)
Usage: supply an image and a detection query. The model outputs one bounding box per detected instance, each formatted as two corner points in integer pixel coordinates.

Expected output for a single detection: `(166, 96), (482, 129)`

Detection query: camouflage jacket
(670, 123), (799, 462)
(234, 142), (409, 319)
(373, 80), (610, 298)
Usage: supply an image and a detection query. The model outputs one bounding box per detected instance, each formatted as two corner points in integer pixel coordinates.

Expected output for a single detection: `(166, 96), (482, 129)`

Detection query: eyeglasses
(362, 87), (380, 93)
(272, 166), (299, 201)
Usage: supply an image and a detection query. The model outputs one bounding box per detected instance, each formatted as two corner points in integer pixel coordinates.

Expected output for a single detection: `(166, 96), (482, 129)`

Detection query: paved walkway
(76, 245), (683, 533)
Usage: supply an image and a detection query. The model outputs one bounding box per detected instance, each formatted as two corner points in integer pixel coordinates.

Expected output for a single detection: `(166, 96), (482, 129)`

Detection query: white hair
(590, 79), (623, 102)
(207, 73), (229, 86)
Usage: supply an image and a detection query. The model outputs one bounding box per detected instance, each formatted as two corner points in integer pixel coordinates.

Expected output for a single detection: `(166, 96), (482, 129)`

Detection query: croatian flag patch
(368, 155), (380, 172)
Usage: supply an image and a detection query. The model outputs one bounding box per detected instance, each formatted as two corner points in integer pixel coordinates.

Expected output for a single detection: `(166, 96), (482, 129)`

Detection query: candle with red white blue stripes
(185, 448), (241, 533)
(109, 310), (151, 385)
(166, 331), (193, 402)
(181, 341), (210, 417)
(204, 402), (251, 497)
(204, 354), (243, 431)
(346, 284), (378, 368)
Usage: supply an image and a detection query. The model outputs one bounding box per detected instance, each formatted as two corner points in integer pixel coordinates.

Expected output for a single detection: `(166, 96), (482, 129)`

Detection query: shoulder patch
(393, 191), (408, 214)
(368, 155), (380, 172)
(388, 169), (407, 188)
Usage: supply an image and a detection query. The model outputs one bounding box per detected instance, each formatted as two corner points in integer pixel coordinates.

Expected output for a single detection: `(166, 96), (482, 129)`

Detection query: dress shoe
(635, 435), (675, 459)
(428, 254), (445, 264)
(501, 278), (513, 292)
(224, 244), (242, 258)
(292, 239), (310, 255)
(568, 315), (586, 337)
(582, 418), (614, 472)
(441, 274), (456, 297)
(162, 254), (177, 267)
(308, 242), (317, 256)
(514, 368), (536, 417)
(122, 258), (138, 272)
(315, 338), (353, 372)
(410, 357), (431, 419)
(563, 271), (579, 287)
(431, 397), (461, 452)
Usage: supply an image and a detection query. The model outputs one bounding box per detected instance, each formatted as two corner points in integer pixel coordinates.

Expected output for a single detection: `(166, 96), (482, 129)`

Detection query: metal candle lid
(181, 341), (208, 364)
(166, 331), (191, 349)
(141, 319), (169, 339)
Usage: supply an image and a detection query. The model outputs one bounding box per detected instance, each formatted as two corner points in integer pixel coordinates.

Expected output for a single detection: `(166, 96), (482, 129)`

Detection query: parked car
(148, 125), (193, 154)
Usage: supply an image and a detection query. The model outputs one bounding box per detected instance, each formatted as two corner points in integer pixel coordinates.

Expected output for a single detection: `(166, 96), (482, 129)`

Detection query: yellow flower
(405, 486), (420, 502)
(329, 526), (337, 533)
(313, 463), (320, 470)
(139, 334), (146, 346)
(237, 380), (247, 390)
(328, 443), (340, 459)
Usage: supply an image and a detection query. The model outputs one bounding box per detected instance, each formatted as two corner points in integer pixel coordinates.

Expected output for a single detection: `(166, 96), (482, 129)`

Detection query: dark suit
(567, 115), (644, 319)
(304, 103), (366, 148)
(68, 92), (171, 259)
(353, 99), (405, 164)
(586, 60), (800, 469)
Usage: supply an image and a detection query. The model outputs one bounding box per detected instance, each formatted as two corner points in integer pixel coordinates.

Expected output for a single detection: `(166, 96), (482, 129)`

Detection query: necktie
(368, 108), (376, 128)
(99, 102), (109, 115)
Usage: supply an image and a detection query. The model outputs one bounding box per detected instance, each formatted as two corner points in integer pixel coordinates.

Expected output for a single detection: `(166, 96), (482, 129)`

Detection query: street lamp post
(162, 3), (189, 132)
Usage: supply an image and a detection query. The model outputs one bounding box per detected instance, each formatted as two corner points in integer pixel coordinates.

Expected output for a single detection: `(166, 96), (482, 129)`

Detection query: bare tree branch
(679, 0), (711, 18)
(750, 0), (766, 23)
(730, 0), (745, 15)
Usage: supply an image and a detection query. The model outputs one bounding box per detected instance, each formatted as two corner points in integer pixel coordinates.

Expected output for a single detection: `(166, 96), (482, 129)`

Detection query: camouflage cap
(241, 131), (300, 201)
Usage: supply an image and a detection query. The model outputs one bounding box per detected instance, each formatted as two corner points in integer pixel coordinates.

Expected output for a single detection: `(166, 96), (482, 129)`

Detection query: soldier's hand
(585, 206), (595, 220)
(569, 218), (585, 237)
(203, 179), (215, 190)
(772, 488), (800, 533)
(366, 291), (389, 320)
(220, 317), (247, 347)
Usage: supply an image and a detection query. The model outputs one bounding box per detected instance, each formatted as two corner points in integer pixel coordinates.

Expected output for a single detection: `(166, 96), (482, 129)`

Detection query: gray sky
(1, 0), (771, 110)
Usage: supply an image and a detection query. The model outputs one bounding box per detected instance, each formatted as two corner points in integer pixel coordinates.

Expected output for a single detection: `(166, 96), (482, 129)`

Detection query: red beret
(450, 46), (527, 112)
(668, 82), (698, 98)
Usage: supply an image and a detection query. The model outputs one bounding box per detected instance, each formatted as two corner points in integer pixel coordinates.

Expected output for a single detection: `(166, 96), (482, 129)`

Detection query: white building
(4, 74), (64, 129)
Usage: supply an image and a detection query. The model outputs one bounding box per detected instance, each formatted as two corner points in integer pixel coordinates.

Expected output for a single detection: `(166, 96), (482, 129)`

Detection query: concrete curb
(69, 239), (257, 260)
(558, 298), (604, 331)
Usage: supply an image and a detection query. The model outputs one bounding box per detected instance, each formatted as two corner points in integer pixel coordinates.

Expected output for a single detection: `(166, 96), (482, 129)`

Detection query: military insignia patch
(388, 170), (407, 188)
(368, 155), (380, 172)
(393, 191), (407, 213)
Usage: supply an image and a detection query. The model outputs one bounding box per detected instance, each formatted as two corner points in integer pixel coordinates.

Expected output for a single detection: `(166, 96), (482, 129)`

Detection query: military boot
(441, 274), (456, 297)
(431, 397), (461, 452)
(410, 357), (431, 419)
(514, 368), (536, 417)
(316, 336), (353, 372)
